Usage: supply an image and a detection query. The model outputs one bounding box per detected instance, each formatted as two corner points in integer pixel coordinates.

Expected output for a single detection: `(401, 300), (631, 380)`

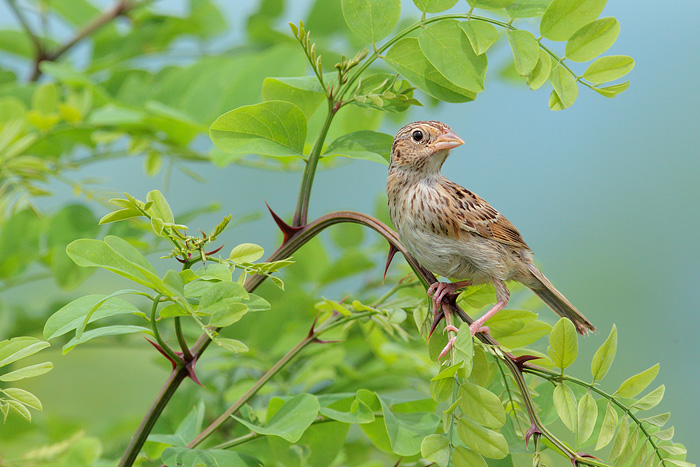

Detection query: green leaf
(467, 0), (516, 10)
(229, 243), (264, 263)
(615, 363), (659, 398)
(664, 460), (694, 467)
(506, 0), (552, 18)
(653, 426), (674, 441)
(357, 390), (393, 451)
(262, 77), (325, 120)
(506, 30), (540, 76)
(592, 81), (629, 98)
(99, 208), (142, 224)
(609, 416), (629, 460)
(595, 401), (618, 450)
(591, 323), (617, 381)
(527, 49), (552, 90)
(459, 21), (499, 55)
(341, 0), (401, 43)
(540, 0), (607, 41)
(4, 388), (42, 410)
(66, 236), (162, 289)
(577, 391), (597, 444)
(44, 294), (143, 340)
(159, 303), (189, 318)
(147, 190), (174, 225)
(232, 394), (320, 443)
(459, 382), (506, 429)
(0, 362), (53, 382)
(565, 17), (619, 62)
(216, 338), (249, 353)
(549, 65), (578, 110)
(63, 325), (151, 353)
(430, 362), (461, 402)
(162, 448), (262, 467)
(319, 398), (375, 424)
(0, 337), (50, 368)
(642, 412), (670, 428)
(378, 396), (440, 456)
(457, 416), (508, 459)
(547, 317), (578, 369)
(323, 130), (392, 165)
(453, 446), (487, 467)
(553, 383), (577, 431)
(453, 322), (474, 373)
(583, 55), (635, 84)
(631, 384), (664, 411)
(421, 434), (450, 467)
(413, 0), (458, 13)
(210, 101), (307, 159)
(199, 281), (249, 327)
(418, 20), (487, 93)
(384, 38), (476, 103)
(487, 309), (551, 348)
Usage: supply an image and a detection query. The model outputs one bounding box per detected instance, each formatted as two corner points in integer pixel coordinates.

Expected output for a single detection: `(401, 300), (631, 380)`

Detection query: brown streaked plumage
(387, 121), (595, 357)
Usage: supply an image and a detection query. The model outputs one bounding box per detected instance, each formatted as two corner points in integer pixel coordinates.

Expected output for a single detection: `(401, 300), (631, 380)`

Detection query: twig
(28, 0), (142, 81)
(6, 0), (42, 52)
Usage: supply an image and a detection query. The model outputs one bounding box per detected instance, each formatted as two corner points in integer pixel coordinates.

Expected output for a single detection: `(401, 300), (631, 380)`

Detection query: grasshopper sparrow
(387, 121), (595, 356)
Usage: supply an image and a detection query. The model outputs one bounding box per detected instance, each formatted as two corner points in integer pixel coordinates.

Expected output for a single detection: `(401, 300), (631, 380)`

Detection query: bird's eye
(411, 130), (424, 142)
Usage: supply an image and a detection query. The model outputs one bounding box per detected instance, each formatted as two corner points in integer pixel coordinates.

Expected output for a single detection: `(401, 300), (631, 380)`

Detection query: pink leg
(427, 280), (471, 316)
(439, 325), (459, 359)
(469, 279), (510, 335)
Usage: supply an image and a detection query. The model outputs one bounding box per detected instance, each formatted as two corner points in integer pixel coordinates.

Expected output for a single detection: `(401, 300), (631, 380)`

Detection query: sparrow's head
(389, 121), (464, 176)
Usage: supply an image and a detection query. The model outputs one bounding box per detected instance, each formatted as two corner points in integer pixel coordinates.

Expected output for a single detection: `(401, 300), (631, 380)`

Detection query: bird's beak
(429, 130), (464, 150)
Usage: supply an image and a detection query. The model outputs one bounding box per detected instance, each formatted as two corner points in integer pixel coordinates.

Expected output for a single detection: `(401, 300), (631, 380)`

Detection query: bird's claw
(439, 336), (457, 359)
(438, 325), (460, 359)
(427, 282), (458, 316)
(469, 322), (490, 336)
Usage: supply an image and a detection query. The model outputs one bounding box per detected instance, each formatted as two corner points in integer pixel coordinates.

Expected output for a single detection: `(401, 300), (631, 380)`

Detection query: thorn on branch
(512, 354), (541, 372)
(383, 243), (399, 283)
(525, 422), (541, 448)
(145, 338), (203, 386)
(205, 244), (224, 256)
(429, 309), (444, 338)
(266, 201), (303, 243)
(306, 314), (320, 339)
(573, 453), (599, 466)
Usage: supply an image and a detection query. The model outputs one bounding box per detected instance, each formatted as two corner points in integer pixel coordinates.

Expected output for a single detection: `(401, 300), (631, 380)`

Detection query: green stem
(524, 365), (667, 467)
(186, 311), (374, 449)
(292, 103), (336, 227)
(150, 295), (181, 365)
(174, 317), (191, 360)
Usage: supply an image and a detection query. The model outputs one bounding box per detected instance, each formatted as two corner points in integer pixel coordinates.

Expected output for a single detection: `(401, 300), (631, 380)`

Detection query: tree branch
(29, 0), (140, 81)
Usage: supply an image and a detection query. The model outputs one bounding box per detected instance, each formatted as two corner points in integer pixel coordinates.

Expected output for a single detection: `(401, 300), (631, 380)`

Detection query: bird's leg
(427, 280), (471, 317)
(439, 309), (459, 359)
(469, 279), (510, 336)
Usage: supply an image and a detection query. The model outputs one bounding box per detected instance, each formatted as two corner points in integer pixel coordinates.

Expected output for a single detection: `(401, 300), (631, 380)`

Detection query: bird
(386, 121), (595, 357)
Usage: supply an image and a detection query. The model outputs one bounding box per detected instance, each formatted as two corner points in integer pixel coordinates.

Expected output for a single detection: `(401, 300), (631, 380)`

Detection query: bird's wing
(443, 180), (530, 250)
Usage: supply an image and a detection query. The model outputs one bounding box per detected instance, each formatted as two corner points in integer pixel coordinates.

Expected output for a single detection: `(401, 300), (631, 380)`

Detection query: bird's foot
(469, 321), (490, 336)
(438, 325), (459, 359)
(427, 282), (462, 316)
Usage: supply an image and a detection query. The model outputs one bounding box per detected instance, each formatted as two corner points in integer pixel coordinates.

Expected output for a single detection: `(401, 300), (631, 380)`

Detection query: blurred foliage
(0, 1), (688, 467)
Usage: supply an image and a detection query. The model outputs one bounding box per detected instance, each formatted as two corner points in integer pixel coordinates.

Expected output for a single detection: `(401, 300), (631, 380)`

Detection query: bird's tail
(525, 263), (595, 335)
